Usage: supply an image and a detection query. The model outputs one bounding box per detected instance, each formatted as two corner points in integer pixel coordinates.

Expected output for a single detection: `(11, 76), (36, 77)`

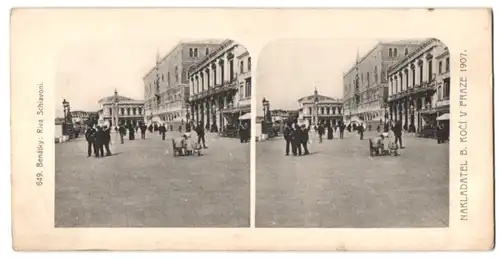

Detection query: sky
(55, 37), (182, 117)
(255, 38), (381, 112)
(56, 37), (385, 117)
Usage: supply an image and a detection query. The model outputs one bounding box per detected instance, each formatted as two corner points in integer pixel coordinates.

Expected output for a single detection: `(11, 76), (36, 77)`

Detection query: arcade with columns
(188, 40), (250, 132)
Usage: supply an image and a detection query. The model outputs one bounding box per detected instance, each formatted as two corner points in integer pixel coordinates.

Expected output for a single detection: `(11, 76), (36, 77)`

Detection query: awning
(436, 113), (450, 121)
(239, 112), (252, 120)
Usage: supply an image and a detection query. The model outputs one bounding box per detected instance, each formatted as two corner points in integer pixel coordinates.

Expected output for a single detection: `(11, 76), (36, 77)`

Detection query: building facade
(298, 88), (343, 127)
(188, 40), (251, 133)
(386, 38), (449, 134)
(143, 41), (222, 128)
(97, 91), (145, 127)
(342, 40), (422, 126)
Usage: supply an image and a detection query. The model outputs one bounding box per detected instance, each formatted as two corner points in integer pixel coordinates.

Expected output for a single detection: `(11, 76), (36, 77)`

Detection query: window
(133, 108), (136, 115)
(405, 48), (409, 55)
(389, 48), (393, 57)
(175, 66), (179, 82)
(239, 83), (244, 99)
(443, 78), (450, 99)
(245, 79), (251, 98)
(321, 107), (325, 115)
(189, 48), (193, 57)
(248, 57), (251, 71)
(206, 48), (209, 55)
(240, 60), (244, 73)
(445, 57), (450, 72)
(374, 66), (378, 83)
(194, 48), (198, 57)
(167, 72), (170, 85)
(439, 61), (443, 74)
(366, 72), (370, 86)
(162, 74), (164, 81)
(428, 60), (433, 81)
(138, 108), (142, 115)
(121, 108), (124, 115)
(326, 107), (330, 114)
(393, 48), (398, 57)
(109, 108), (112, 115)
(308, 107), (312, 115)
(127, 108), (130, 115)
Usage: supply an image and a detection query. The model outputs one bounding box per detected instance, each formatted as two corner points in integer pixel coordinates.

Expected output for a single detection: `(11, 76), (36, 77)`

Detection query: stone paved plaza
(55, 131), (250, 227)
(256, 130), (449, 228)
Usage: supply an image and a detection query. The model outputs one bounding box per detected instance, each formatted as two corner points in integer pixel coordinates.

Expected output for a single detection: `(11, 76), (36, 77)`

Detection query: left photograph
(55, 39), (252, 227)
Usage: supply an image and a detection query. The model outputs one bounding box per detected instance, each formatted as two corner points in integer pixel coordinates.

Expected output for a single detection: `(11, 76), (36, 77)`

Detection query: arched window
(240, 60), (244, 73)
(189, 48), (193, 57)
(389, 48), (393, 57)
(194, 48), (198, 57)
(248, 57), (251, 71)
(175, 66), (179, 82)
(394, 48), (398, 57)
(308, 107), (312, 115)
(206, 48), (209, 55)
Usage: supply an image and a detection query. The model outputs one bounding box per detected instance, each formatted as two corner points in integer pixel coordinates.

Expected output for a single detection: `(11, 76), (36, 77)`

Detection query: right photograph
(255, 38), (450, 228)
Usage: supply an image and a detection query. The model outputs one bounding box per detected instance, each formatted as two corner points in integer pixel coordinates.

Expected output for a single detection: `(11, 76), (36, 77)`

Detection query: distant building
(70, 110), (98, 124)
(386, 38), (449, 134)
(342, 40), (423, 126)
(97, 90), (145, 127)
(270, 109), (299, 123)
(143, 40), (223, 128)
(188, 40), (251, 133)
(297, 88), (343, 127)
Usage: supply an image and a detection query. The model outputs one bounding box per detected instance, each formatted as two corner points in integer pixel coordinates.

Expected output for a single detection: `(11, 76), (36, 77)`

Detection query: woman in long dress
(327, 124), (333, 140)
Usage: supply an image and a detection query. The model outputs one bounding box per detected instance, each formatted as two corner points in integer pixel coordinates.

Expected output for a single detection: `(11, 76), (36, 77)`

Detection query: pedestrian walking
(358, 123), (365, 140)
(159, 123), (166, 140)
(140, 123), (147, 139)
(283, 123), (292, 156)
(85, 124), (97, 157)
(327, 124), (333, 140)
(317, 123), (325, 143)
(118, 123), (126, 144)
(300, 124), (310, 155)
(339, 122), (345, 139)
(392, 120), (404, 148)
(128, 123), (135, 140)
(195, 121), (207, 149)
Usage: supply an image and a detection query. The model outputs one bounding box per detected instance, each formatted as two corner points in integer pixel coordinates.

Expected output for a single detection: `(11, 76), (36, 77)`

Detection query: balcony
(188, 79), (238, 102)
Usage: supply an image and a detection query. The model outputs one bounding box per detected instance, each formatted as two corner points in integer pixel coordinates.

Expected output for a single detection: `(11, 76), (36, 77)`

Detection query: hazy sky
(55, 37), (182, 117)
(255, 38), (381, 112)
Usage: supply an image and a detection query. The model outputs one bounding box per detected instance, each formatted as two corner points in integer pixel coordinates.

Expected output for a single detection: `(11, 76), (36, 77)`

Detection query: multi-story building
(97, 90), (145, 127)
(143, 40), (222, 129)
(188, 39), (251, 133)
(342, 40), (422, 127)
(386, 38), (449, 135)
(298, 88), (343, 127)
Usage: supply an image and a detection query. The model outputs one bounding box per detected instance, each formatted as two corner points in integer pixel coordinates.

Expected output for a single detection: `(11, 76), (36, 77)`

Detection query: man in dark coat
(300, 124), (310, 155)
(118, 123), (126, 144)
(317, 123), (325, 143)
(393, 120), (404, 148)
(140, 123), (147, 139)
(85, 124), (97, 157)
(292, 124), (302, 156)
(102, 125), (112, 156)
(195, 121), (207, 149)
(239, 123), (246, 143)
(358, 123), (365, 140)
(339, 122), (345, 139)
(128, 123), (135, 140)
(94, 125), (105, 158)
(159, 123), (166, 140)
(283, 123), (292, 156)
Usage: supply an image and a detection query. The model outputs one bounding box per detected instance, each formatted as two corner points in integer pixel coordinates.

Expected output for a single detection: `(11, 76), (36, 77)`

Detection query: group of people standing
(283, 123), (310, 156)
(315, 122), (346, 143)
(85, 124), (112, 158)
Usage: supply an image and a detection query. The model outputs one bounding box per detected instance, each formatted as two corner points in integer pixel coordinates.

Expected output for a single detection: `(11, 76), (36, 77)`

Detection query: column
(216, 96), (221, 130)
